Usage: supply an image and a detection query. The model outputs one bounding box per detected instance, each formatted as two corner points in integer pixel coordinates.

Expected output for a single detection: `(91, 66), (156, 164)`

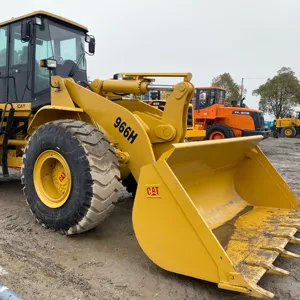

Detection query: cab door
(0, 25), (8, 103)
(8, 21), (31, 102)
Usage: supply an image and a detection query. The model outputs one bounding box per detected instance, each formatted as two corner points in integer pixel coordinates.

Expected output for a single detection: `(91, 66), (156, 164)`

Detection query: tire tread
(21, 119), (121, 235)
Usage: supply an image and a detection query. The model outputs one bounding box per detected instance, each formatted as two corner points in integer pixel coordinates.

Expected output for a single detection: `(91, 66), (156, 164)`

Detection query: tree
(211, 73), (241, 104)
(253, 67), (300, 118)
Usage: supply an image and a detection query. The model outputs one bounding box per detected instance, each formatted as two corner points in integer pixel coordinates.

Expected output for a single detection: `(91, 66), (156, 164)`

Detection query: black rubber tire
(205, 123), (235, 140)
(281, 126), (296, 138)
(21, 120), (121, 235)
(122, 173), (137, 197)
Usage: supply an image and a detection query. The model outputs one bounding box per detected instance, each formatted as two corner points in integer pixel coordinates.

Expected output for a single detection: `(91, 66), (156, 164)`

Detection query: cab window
(191, 91), (197, 106)
(199, 90), (207, 107)
(10, 23), (29, 65)
(217, 90), (225, 104)
(34, 19), (86, 94)
(209, 90), (215, 105)
(0, 26), (7, 67)
(60, 38), (76, 61)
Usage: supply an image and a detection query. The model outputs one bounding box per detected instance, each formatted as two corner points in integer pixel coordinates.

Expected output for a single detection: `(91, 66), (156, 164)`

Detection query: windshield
(198, 90), (208, 107)
(35, 19), (86, 93)
(216, 90), (226, 104)
(297, 112), (300, 119)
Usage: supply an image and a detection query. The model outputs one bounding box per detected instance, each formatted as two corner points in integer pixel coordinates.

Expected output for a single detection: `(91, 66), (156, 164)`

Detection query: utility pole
(239, 77), (267, 100)
(240, 77), (244, 99)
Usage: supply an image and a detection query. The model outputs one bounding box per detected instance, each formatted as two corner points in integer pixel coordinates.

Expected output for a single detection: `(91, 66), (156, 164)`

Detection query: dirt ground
(0, 137), (300, 300)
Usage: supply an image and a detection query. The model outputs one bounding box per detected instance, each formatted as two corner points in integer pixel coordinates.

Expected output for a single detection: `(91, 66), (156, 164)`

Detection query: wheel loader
(0, 11), (300, 299)
(271, 111), (300, 138)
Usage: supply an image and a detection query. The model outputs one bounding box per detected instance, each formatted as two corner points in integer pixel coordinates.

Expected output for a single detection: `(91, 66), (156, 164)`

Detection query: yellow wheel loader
(0, 11), (299, 299)
(271, 111), (300, 137)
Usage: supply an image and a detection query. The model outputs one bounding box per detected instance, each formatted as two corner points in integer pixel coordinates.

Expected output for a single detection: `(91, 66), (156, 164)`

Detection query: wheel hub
(285, 129), (292, 136)
(210, 131), (225, 140)
(33, 150), (72, 208)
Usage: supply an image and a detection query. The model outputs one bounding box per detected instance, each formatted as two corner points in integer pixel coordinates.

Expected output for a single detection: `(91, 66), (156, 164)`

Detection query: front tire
(21, 120), (121, 235)
(205, 123), (235, 140)
(281, 126), (296, 138)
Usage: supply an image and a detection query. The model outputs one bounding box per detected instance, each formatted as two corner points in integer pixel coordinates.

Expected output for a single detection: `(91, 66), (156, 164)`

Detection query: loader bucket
(132, 136), (300, 299)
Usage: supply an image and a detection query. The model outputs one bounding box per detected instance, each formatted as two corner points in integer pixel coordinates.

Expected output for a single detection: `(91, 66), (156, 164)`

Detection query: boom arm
(43, 74), (194, 181)
(90, 72), (192, 96)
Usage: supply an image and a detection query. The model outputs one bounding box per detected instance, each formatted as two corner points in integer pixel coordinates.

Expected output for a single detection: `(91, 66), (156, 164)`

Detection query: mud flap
(132, 136), (300, 299)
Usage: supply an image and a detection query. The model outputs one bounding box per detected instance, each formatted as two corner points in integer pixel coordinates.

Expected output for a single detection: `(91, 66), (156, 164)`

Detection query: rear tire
(21, 120), (121, 235)
(281, 126), (296, 138)
(205, 124), (235, 140)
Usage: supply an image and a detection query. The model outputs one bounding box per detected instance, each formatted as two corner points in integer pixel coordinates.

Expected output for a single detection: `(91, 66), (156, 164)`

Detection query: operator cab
(296, 111), (300, 119)
(0, 11), (95, 110)
(192, 87), (226, 110)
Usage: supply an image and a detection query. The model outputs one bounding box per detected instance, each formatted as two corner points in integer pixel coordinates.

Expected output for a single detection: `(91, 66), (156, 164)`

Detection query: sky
(1, 0), (300, 120)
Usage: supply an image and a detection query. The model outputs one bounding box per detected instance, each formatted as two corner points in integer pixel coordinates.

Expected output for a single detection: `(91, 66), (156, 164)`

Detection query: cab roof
(0, 10), (88, 32)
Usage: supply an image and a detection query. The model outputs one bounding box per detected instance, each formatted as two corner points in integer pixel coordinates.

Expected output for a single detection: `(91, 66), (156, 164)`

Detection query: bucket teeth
(251, 284), (274, 300)
(265, 264), (290, 276)
(244, 249), (285, 273)
(281, 221), (300, 230)
(246, 259), (289, 276)
(288, 212), (300, 219)
(290, 236), (300, 244)
(269, 229), (297, 239)
(237, 265), (275, 299)
(261, 246), (300, 258)
(259, 238), (300, 258)
(215, 207), (300, 298)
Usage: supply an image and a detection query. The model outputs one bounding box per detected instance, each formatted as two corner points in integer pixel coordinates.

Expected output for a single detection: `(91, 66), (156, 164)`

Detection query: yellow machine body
(275, 115), (300, 129)
(35, 75), (299, 299)
(2, 72), (300, 300)
(274, 112), (300, 137)
(0, 11), (299, 300)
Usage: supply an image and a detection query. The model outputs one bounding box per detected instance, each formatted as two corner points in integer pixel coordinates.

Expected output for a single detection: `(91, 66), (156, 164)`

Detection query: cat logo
(17, 104), (26, 109)
(146, 185), (161, 198)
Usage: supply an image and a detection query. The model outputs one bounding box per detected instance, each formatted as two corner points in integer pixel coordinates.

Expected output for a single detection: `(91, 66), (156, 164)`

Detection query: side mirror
(21, 21), (31, 42)
(85, 34), (95, 54)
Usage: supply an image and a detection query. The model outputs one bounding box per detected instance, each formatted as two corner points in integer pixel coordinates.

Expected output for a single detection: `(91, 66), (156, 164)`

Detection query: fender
(27, 106), (95, 135)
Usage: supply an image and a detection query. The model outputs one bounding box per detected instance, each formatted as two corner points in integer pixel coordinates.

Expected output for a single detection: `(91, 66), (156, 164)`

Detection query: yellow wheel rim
(285, 129), (292, 136)
(33, 150), (72, 208)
